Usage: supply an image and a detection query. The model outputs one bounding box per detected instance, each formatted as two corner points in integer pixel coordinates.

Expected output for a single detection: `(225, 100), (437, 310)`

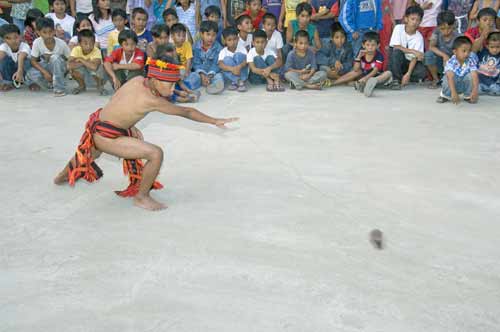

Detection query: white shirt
(246, 47), (276, 62)
(238, 33), (253, 52)
(218, 44), (247, 61)
(46, 13), (76, 37)
(389, 24), (424, 53)
(76, 0), (93, 13)
(415, 0), (442, 27)
(264, 29), (283, 55)
(89, 14), (115, 49)
(31, 37), (71, 59)
(0, 42), (30, 63)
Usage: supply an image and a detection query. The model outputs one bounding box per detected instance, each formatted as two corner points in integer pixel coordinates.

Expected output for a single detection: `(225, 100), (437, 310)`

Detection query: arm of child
(445, 71), (460, 104)
(393, 44), (422, 57)
(113, 62), (142, 70)
(278, 1), (286, 31)
(313, 30), (322, 51)
(248, 61), (263, 75)
(402, 57), (417, 86)
(359, 67), (379, 83)
(468, 0), (479, 20)
(429, 39), (449, 63)
(79, 58), (102, 71)
(67, 56), (83, 70)
(286, 26), (293, 44)
(31, 56), (53, 82)
(472, 29), (490, 53)
(104, 61), (121, 89)
(221, 0), (229, 27)
(195, 0), (201, 28)
(470, 70), (479, 103)
(69, 0), (76, 17)
(13, 51), (28, 83)
(185, 58), (192, 77)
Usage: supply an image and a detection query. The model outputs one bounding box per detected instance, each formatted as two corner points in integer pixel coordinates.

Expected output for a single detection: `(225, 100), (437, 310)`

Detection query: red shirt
(465, 27), (480, 43)
(105, 47), (145, 68)
(240, 9), (266, 29)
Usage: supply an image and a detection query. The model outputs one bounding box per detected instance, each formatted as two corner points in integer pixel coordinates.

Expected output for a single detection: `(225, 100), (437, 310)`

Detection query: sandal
(322, 79), (333, 88)
(275, 83), (285, 92)
(72, 86), (86, 95)
(54, 90), (66, 97)
(390, 80), (402, 90)
(266, 83), (274, 92)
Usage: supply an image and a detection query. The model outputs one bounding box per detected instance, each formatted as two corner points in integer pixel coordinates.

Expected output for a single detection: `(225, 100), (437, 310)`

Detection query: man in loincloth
(54, 55), (238, 211)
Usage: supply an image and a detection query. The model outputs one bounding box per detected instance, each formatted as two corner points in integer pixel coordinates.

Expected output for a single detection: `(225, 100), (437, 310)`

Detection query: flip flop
(72, 86), (86, 95)
(266, 83), (274, 92)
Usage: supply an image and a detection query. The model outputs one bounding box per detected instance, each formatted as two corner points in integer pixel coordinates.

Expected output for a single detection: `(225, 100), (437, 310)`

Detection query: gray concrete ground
(1, 84), (500, 331)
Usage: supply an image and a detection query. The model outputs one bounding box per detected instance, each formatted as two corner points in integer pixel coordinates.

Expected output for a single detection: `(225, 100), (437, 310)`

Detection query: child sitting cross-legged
(247, 29), (284, 91)
(477, 31), (500, 96)
(284, 29), (327, 90)
(317, 22), (354, 81)
(0, 24), (31, 91)
(437, 36), (480, 104)
(332, 31), (392, 97)
(103, 30), (145, 91)
(218, 27), (249, 92)
(68, 29), (108, 95)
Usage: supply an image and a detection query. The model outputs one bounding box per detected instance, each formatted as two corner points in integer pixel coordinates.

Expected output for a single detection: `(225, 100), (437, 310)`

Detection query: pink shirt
(415, 0), (443, 27)
(392, 0), (408, 20)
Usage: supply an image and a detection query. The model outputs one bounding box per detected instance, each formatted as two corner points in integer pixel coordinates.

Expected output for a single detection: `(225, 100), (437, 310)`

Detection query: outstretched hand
(215, 117), (239, 129)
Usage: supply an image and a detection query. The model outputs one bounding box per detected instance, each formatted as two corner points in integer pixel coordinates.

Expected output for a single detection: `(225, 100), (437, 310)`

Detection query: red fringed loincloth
(67, 109), (163, 197)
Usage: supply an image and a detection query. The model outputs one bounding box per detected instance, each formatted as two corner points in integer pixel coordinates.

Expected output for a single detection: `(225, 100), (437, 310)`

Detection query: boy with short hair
(46, 0), (75, 39)
(247, 29), (284, 91)
(284, 30), (327, 90)
(203, 5), (223, 44)
(437, 36), (479, 104)
(240, 0), (266, 29)
(262, 13), (284, 67)
(104, 30), (145, 90)
(465, 7), (497, 53)
(132, 7), (153, 53)
(162, 8), (194, 44)
(218, 27), (249, 91)
(27, 17), (70, 96)
(477, 31), (500, 95)
(389, 5), (426, 89)
(318, 22), (354, 80)
(424, 10), (459, 88)
(68, 29), (107, 95)
(186, 20), (225, 94)
(171, 23), (193, 78)
(0, 24), (31, 91)
(147, 24), (170, 59)
(236, 14), (254, 52)
(331, 31), (392, 97)
(107, 8), (128, 55)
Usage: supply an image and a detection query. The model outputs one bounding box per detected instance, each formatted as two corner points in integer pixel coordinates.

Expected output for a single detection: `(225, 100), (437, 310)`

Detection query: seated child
(285, 3), (321, 53)
(317, 22), (354, 80)
(262, 13), (284, 67)
(194, 5), (223, 45)
(0, 24), (31, 91)
(284, 30), (327, 90)
(477, 31), (500, 95)
(171, 23), (193, 78)
(425, 10), (459, 88)
(107, 8), (128, 54)
(186, 20), (225, 94)
(218, 27), (249, 91)
(104, 30), (145, 90)
(23, 8), (44, 48)
(68, 29), (107, 95)
(332, 31), (392, 97)
(162, 8), (194, 44)
(132, 7), (153, 54)
(27, 17), (71, 96)
(69, 16), (99, 50)
(240, 0), (267, 29)
(176, 0), (197, 39)
(45, 0), (75, 40)
(389, 5), (426, 89)
(247, 29), (284, 91)
(147, 24), (170, 59)
(437, 36), (479, 104)
(236, 15), (254, 52)
(465, 7), (497, 53)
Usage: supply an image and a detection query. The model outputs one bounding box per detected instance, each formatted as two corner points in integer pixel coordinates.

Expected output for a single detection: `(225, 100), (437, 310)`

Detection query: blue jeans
(222, 53), (248, 84)
(424, 51), (445, 73)
(441, 72), (473, 98)
(0, 56), (30, 84)
(479, 82), (500, 96)
(27, 54), (67, 92)
(248, 55), (277, 84)
(185, 70), (224, 93)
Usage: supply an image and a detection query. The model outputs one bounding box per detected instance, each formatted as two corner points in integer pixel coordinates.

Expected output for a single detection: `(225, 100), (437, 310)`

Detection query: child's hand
(231, 67), (241, 76)
(278, 21), (283, 31)
(112, 76), (121, 90)
(470, 90), (479, 103)
(42, 71), (52, 83)
(442, 55), (450, 64)
(401, 72), (411, 86)
(214, 117), (239, 129)
(352, 32), (360, 40)
(334, 60), (343, 71)
(12, 70), (24, 83)
(200, 73), (210, 86)
(262, 67), (271, 77)
(451, 91), (460, 104)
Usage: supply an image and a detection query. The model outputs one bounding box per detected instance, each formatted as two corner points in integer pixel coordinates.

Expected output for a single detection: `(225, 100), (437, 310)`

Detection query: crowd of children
(0, 0), (499, 104)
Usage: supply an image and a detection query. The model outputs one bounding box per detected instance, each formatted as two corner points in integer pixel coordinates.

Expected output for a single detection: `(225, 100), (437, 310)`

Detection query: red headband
(146, 58), (183, 82)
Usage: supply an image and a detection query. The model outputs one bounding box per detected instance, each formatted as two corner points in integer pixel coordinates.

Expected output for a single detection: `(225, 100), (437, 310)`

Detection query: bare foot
(0, 83), (13, 91)
(304, 83), (322, 90)
(134, 194), (167, 211)
(53, 170), (68, 185)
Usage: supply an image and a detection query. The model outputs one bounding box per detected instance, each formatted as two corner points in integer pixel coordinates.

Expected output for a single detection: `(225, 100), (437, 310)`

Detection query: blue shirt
(477, 49), (500, 86)
(192, 39), (223, 74)
(285, 48), (317, 71)
(444, 54), (478, 78)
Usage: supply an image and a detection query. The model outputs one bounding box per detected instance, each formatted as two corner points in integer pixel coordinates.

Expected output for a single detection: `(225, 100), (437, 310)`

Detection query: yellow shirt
(70, 46), (102, 60)
(175, 41), (193, 66)
(107, 29), (121, 55)
(284, 0), (308, 28)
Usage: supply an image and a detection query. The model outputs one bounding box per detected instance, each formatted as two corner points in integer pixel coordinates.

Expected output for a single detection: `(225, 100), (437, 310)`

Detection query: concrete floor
(1, 85), (500, 331)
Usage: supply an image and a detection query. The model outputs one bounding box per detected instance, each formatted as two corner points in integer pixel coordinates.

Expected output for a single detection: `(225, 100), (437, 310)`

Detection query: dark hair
(0, 24), (20, 38)
(253, 29), (267, 40)
(487, 31), (500, 43)
(296, 2), (313, 16)
(72, 16), (95, 36)
(157, 54), (179, 65)
(77, 28), (95, 42)
(222, 26), (238, 39)
(236, 14), (251, 27)
(200, 20), (218, 33)
(204, 5), (221, 18)
(162, 8), (178, 19)
(331, 22), (346, 36)
(436, 10), (455, 26)
(404, 5), (424, 19)
(176, 0), (192, 6)
(262, 12), (277, 25)
(294, 29), (309, 42)
(36, 17), (55, 30)
(118, 29), (138, 44)
(132, 7), (148, 19)
(24, 8), (44, 28)
(362, 31), (380, 44)
(49, 0), (67, 7)
(155, 43), (177, 59)
(151, 23), (169, 37)
(92, 0), (111, 22)
(452, 36), (472, 49)
(477, 7), (497, 20)
(171, 23), (186, 34)
(246, 0), (261, 4)
(111, 8), (127, 20)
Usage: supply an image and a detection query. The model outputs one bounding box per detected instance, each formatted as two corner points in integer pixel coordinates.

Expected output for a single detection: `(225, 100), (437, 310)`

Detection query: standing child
(469, 0), (500, 25)
(196, 0), (221, 28)
(127, 0), (156, 29)
(176, 0), (197, 38)
(0, 24), (31, 91)
(284, 30), (327, 89)
(437, 36), (479, 103)
(68, 29), (108, 95)
(218, 27), (249, 91)
(69, 16), (99, 49)
(262, 13), (284, 67)
(310, 0), (337, 43)
(379, 0), (394, 69)
(107, 8), (128, 54)
(132, 7), (154, 54)
(476, 31), (500, 95)
(389, 5), (426, 89)
(262, 0), (282, 24)
(286, 3), (321, 51)
(424, 10), (459, 88)
(187, 20), (225, 94)
(46, 0), (75, 38)
(147, 23), (169, 57)
(247, 29), (284, 90)
(447, 0), (474, 33)
(10, 0), (32, 35)
(240, 0), (267, 29)
(331, 31), (392, 97)
(90, 0), (115, 56)
(236, 14), (254, 51)
(318, 23), (354, 80)
(392, 0), (408, 24)
(465, 7), (497, 52)
(171, 23), (193, 77)
(27, 17), (70, 96)
(278, 0), (307, 31)
(414, 0), (443, 50)
(23, 8), (44, 48)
